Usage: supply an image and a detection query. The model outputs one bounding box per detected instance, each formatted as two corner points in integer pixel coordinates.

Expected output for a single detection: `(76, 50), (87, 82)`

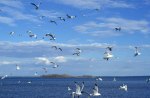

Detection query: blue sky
(0, 0), (150, 76)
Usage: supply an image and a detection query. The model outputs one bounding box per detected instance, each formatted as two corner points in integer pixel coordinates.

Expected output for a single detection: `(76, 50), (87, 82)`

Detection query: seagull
(106, 46), (113, 51)
(113, 77), (116, 82)
(39, 16), (45, 20)
(45, 33), (56, 40)
(27, 31), (37, 39)
(103, 51), (114, 61)
(68, 86), (72, 91)
(119, 84), (127, 91)
(58, 48), (62, 51)
(73, 48), (82, 56)
(27, 81), (32, 84)
(9, 31), (15, 36)
(96, 77), (103, 81)
(31, 2), (41, 10)
(50, 20), (57, 25)
(51, 46), (57, 50)
(90, 84), (101, 96)
(50, 62), (59, 68)
(58, 17), (65, 21)
(43, 68), (47, 73)
(66, 14), (76, 19)
(34, 72), (38, 76)
(94, 8), (100, 11)
(134, 47), (141, 57)
(115, 27), (121, 31)
(1, 75), (8, 80)
(71, 82), (84, 98)
(16, 64), (20, 70)
(146, 78), (150, 83)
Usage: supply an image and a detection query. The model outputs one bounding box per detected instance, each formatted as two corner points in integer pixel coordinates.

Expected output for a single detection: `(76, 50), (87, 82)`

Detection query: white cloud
(0, 16), (15, 26)
(0, 61), (19, 65)
(53, 56), (67, 62)
(74, 17), (150, 37)
(35, 57), (51, 65)
(54, 0), (134, 9)
(0, 0), (24, 9)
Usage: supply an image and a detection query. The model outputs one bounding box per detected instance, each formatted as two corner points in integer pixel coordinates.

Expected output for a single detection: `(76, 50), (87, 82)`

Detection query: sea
(0, 76), (150, 98)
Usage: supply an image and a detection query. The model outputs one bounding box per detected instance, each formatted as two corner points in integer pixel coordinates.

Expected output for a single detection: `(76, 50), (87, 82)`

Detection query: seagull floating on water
(119, 84), (127, 91)
(146, 78), (150, 84)
(96, 77), (103, 81)
(113, 77), (116, 82)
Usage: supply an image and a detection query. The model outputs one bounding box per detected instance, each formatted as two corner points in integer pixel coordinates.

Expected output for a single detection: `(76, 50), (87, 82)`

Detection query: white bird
(66, 14), (76, 19)
(34, 72), (38, 76)
(27, 81), (32, 84)
(44, 33), (56, 40)
(103, 51), (114, 61)
(68, 86), (72, 91)
(16, 64), (20, 70)
(1, 75), (8, 80)
(146, 78), (150, 83)
(71, 82), (84, 98)
(113, 77), (116, 82)
(96, 77), (103, 81)
(9, 31), (15, 35)
(50, 62), (59, 68)
(73, 48), (82, 56)
(90, 84), (101, 96)
(134, 47), (141, 57)
(119, 84), (127, 91)
(27, 31), (37, 39)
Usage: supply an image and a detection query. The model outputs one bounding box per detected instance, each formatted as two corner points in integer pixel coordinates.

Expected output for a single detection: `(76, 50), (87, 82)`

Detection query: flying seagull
(43, 67), (47, 73)
(106, 46), (113, 51)
(50, 20), (57, 25)
(103, 51), (114, 61)
(9, 32), (15, 36)
(115, 27), (121, 31)
(58, 17), (65, 21)
(90, 84), (101, 96)
(66, 14), (76, 19)
(134, 47), (141, 57)
(45, 33), (56, 40)
(73, 48), (82, 56)
(50, 62), (59, 68)
(31, 2), (41, 10)
(71, 82), (85, 98)
(119, 84), (127, 91)
(16, 64), (20, 70)
(51, 46), (57, 50)
(27, 31), (37, 39)
(1, 75), (8, 80)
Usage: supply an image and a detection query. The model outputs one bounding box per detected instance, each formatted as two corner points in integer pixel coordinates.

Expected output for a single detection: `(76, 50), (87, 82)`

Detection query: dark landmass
(41, 74), (96, 78)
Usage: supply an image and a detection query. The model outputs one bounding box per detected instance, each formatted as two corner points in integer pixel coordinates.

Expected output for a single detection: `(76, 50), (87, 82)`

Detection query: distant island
(41, 74), (96, 78)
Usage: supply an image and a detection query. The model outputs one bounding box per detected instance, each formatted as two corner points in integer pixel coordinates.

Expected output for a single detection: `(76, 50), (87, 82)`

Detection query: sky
(0, 0), (150, 76)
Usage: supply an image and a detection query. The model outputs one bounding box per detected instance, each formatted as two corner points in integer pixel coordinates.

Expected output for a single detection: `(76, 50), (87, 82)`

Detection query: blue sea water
(0, 77), (150, 98)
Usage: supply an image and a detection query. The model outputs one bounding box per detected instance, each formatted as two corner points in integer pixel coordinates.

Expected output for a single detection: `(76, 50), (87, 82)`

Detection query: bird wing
(31, 3), (38, 9)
